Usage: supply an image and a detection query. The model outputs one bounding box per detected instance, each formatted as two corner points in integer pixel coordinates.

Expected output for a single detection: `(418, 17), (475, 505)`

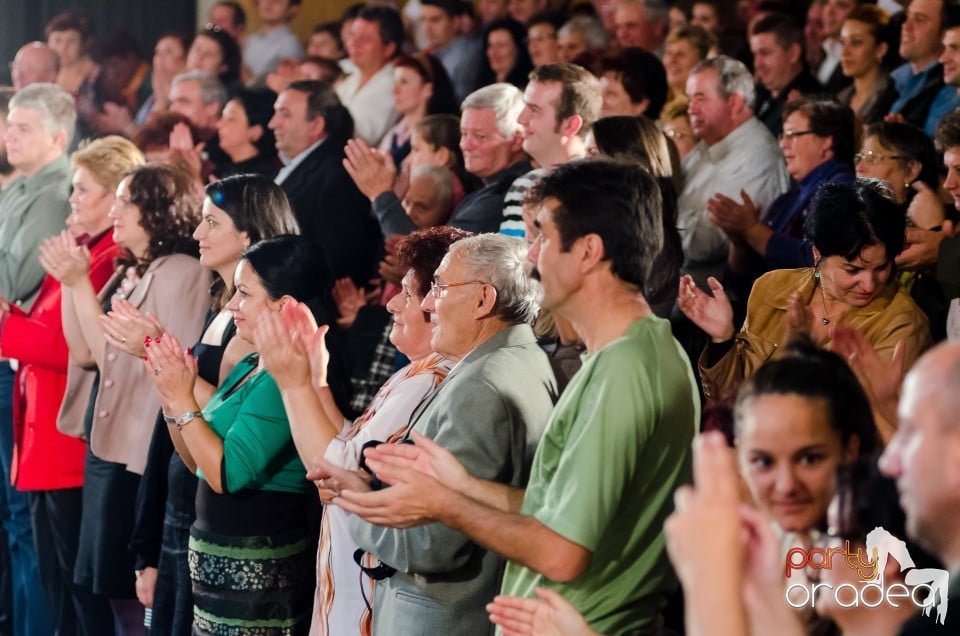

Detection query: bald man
(10, 43), (58, 90)
(880, 342), (960, 632)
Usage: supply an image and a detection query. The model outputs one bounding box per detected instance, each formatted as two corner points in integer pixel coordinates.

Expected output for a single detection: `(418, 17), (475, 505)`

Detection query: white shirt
(335, 62), (398, 146)
(677, 117), (789, 287)
(816, 37), (842, 86)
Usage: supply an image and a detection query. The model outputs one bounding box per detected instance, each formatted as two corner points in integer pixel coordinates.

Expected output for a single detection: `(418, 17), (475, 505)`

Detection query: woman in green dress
(144, 235), (334, 635)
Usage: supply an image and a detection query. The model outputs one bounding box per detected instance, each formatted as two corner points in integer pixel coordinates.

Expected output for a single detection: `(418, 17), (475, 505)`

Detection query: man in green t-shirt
(334, 159), (699, 633)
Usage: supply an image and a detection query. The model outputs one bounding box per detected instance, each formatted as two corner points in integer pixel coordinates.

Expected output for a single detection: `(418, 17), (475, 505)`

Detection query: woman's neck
(853, 67), (880, 99)
(214, 260), (240, 290)
(223, 142), (259, 164)
(399, 107), (426, 131)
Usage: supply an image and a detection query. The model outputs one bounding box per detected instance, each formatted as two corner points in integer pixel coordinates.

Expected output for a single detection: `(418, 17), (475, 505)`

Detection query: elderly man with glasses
(313, 232), (557, 636)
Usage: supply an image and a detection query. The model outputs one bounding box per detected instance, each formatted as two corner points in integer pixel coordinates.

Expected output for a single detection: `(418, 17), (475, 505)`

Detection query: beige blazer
(80, 254), (211, 474)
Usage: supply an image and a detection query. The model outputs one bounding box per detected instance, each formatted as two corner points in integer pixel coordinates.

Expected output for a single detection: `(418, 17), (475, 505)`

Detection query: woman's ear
(812, 246), (822, 265)
(248, 124), (263, 144)
(905, 160), (922, 185)
(843, 434), (861, 464)
(435, 146), (453, 169)
(876, 41), (888, 64)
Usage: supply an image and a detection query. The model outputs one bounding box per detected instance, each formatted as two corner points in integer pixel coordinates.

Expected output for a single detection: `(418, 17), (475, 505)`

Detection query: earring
(814, 270), (820, 280)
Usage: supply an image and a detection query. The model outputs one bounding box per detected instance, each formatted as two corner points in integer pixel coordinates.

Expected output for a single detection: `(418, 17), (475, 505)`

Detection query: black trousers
(29, 488), (113, 636)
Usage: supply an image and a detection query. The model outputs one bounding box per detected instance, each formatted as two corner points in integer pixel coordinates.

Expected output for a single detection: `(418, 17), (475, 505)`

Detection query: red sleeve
(0, 281), (68, 372)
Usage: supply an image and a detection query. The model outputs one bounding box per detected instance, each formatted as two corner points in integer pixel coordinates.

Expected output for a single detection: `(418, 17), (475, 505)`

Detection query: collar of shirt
(10, 154), (70, 195)
(275, 138), (325, 185)
(699, 117), (762, 164)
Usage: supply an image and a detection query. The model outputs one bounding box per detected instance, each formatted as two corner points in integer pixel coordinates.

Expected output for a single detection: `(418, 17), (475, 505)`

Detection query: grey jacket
(349, 323), (557, 635)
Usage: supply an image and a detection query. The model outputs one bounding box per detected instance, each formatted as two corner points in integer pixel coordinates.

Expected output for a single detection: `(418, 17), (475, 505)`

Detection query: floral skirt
(188, 525), (313, 636)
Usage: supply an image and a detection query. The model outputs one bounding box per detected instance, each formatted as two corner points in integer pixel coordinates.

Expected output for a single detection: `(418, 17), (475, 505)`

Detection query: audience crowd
(1, 0), (960, 635)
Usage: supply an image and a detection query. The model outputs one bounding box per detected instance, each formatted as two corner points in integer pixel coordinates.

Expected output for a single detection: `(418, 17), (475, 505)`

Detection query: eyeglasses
(854, 150), (906, 165)
(778, 129), (818, 141)
(430, 279), (486, 298)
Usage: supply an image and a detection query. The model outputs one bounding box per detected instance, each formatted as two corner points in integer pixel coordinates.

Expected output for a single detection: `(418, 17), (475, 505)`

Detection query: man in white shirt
(336, 5), (403, 146)
(242, 0), (304, 83)
(678, 55), (788, 289)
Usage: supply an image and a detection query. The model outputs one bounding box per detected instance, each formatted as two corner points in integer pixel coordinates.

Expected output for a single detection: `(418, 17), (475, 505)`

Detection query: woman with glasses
(837, 5), (898, 126)
(856, 121), (953, 341)
(855, 121), (942, 221)
(680, 179), (931, 442)
(255, 226), (470, 635)
(708, 97), (857, 276)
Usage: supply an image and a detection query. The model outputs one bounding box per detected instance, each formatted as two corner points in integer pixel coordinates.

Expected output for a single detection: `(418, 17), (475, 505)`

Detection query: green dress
(188, 354), (314, 636)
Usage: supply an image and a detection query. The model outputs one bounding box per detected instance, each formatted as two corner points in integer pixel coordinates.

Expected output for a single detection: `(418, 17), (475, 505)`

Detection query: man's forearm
(461, 475), (525, 514)
(432, 486), (589, 583)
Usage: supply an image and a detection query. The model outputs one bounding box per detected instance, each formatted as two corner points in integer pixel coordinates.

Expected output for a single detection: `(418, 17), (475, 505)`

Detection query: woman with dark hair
(733, 339), (878, 534)
(709, 97), (857, 275)
(837, 5), (898, 126)
(587, 115), (684, 319)
(680, 178), (931, 441)
(40, 164), (211, 633)
(46, 11), (98, 98)
(256, 225), (470, 635)
(732, 340), (878, 629)
(119, 175), (299, 636)
(214, 88), (280, 179)
(142, 235), (332, 636)
(186, 24), (242, 92)
(135, 33), (191, 125)
(380, 52), (459, 168)
(480, 18), (534, 89)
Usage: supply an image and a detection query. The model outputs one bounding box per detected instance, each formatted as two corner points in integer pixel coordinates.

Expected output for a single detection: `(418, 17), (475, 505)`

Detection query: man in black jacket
(269, 79), (380, 284)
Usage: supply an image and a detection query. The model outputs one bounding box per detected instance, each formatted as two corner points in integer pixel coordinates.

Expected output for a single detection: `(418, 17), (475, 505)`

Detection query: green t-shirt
(201, 354), (308, 495)
(500, 316), (699, 635)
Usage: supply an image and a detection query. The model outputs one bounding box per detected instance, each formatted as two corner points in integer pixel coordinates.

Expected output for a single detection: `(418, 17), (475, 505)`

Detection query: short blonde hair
(71, 135), (145, 192)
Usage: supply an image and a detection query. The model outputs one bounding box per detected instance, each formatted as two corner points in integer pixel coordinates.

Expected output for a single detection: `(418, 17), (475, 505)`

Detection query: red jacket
(0, 233), (121, 490)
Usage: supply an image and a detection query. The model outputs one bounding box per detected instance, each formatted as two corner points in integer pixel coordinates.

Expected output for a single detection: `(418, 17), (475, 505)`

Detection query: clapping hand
(142, 333), (197, 407)
(488, 588), (596, 636)
(99, 298), (164, 357)
(254, 307), (314, 390)
(343, 138), (397, 200)
(707, 189), (760, 237)
(38, 231), (91, 287)
(677, 274), (735, 343)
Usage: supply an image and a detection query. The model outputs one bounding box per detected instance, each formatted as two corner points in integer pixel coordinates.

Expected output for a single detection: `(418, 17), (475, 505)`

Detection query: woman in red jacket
(5, 136), (144, 635)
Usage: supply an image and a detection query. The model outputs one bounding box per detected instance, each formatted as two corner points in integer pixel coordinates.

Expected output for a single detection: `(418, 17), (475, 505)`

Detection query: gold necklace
(817, 284), (846, 325)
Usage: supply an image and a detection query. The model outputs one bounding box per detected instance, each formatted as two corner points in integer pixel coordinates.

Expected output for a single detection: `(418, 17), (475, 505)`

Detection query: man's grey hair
(461, 83), (524, 139)
(690, 55), (756, 110)
(9, 83), (76, 142)
(410, 164), (453, 207)
(617, 0), (669, 22)
(171, 70), (228, 107)
(448, 234), (540, 325)
(559, 16), (608, 50)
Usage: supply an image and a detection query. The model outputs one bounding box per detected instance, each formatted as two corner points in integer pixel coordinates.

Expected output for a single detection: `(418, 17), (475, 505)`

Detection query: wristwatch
(174, 410), (203, 431)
